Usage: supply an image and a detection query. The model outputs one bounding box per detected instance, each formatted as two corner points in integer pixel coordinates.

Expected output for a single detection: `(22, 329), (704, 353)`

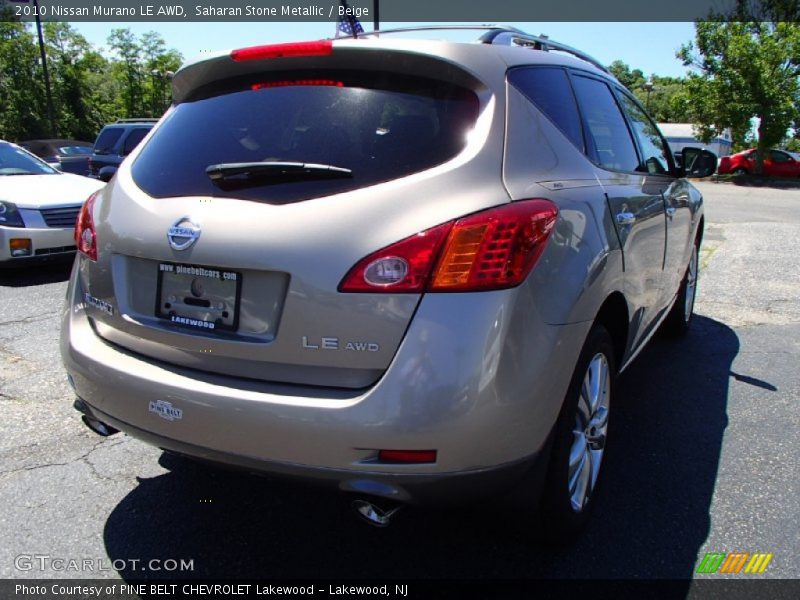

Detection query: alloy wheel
(568, 352), (610, 512)
(684, 245), (698, 323)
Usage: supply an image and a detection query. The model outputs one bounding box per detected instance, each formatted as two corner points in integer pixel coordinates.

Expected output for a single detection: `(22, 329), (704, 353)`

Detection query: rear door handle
(616, 212), (636, 226)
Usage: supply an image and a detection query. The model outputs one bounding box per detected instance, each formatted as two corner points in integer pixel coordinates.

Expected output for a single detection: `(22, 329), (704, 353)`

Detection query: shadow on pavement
(724, 177), (800, 190)
(0, 259), (73, 287)
(103, 315), (738, 583)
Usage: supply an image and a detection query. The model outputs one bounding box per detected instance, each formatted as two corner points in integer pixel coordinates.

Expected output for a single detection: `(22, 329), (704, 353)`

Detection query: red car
(718, 148), (800, 177)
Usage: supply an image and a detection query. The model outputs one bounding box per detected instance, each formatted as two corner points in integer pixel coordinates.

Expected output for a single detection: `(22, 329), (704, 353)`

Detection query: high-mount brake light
(251, 79), (344, 90)
(378, 450), (437, 464)
(338, 200), (558, 293)
(231, 40), (333, 62)
(75, 192), (99, 261)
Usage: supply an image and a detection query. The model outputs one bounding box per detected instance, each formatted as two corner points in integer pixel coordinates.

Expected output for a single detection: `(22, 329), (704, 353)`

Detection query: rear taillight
(231, 40), (333, 62)
(338, 222), (452, 293)
(75, 192), (98, 261)
(338, 200), (558, 293)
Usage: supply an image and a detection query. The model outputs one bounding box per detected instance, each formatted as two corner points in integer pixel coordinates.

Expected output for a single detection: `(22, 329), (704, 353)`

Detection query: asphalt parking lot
(0, 181), (798, 583)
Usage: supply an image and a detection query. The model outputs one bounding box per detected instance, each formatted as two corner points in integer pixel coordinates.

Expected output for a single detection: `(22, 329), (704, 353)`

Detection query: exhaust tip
(81, 415), (119, 437)
(351, 499), (403, 528)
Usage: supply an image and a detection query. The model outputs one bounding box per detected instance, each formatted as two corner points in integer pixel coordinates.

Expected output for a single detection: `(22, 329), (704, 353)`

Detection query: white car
(1, 140), (105, 267)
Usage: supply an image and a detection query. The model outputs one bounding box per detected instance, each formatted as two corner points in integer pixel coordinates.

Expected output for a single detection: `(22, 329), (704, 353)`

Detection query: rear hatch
(81, 40), (510, 389)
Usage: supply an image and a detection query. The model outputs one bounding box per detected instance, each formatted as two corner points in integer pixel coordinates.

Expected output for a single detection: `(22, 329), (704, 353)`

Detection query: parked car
(61, 28), (715, 536)
(18, 139), (94, 176)
(0, 140), (104, 266)
(88, 119), (158, 182)
(717, 148), (800, 177)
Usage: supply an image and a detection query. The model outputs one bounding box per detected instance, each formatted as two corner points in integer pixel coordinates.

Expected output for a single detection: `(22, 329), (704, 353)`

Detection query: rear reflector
(339, 200), (558, 293)
(378, 450), (437, 464)
(251, 79), (344, 90)
(231, 40), (333, 62)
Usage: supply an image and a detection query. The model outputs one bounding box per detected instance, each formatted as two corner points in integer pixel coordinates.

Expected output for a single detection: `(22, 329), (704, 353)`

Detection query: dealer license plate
(155, 262), (242, 333)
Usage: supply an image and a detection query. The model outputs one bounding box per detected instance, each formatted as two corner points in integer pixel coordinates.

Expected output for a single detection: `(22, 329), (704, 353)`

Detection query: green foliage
(0, 16), (47, 140)
(677, 1), (800, 173)
(0, 18), (182, 142)
(607, 61), (687, 123)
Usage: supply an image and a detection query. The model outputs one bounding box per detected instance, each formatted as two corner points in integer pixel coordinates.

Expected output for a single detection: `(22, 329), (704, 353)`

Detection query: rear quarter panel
(502, 84), (624, 327)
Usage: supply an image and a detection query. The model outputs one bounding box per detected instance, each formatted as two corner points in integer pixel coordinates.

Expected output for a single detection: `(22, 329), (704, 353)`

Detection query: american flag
(336, 0), (365, 38)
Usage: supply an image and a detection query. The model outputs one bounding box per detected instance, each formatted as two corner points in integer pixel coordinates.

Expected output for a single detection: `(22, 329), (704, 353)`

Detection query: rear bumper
(61, 262), (591, 505)
(74, 397), (546, 505)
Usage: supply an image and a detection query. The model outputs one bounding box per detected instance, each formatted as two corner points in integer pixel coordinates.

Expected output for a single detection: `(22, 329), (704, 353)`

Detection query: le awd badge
(302, 336), (379, 352)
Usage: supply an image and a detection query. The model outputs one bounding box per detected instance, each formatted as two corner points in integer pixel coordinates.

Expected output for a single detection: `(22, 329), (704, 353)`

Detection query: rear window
(131, 71), (479, 203)
(122, 128), (150, 155)
(58, 145), (92, 155)
(93, 128), (124, 154)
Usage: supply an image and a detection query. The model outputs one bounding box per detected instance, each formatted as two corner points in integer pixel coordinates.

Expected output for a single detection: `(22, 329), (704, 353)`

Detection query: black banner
(0, 0), (775, 23)
(4, 579), (800, 600)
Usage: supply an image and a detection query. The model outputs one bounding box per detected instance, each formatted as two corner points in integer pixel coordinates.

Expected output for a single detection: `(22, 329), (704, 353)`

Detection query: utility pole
(643, 78), (655, 113)
(34, 0), (56, 136)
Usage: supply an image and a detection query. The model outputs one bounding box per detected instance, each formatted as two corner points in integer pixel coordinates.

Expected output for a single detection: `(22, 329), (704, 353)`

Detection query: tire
(732, 167), (747, 176)
(538, 324), (615, 540)
(662, 243), (699, 337)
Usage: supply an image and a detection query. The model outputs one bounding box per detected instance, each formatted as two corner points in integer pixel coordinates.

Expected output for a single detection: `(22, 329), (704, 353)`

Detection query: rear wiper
(206, 161), (352, 184)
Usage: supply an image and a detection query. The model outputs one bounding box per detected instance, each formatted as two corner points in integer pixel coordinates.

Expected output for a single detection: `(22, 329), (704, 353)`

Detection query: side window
(770, 150), (790, 162)
(570, 75), (639, 172)
(617, 93), (671, 175)
(122, 128), (150, 155)
(508, 67), (584, 152)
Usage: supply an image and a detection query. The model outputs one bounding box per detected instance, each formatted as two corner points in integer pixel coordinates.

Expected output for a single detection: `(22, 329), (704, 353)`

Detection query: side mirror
(98, 166), (117, 182)
(681, 147), (717, 178)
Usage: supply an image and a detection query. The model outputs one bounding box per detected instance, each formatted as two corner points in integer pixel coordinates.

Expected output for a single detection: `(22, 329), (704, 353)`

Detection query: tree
(608, 60), (646, 90)
(607, 61), (687, 123)
(677, 1), (800, 173)
(0, 14), (46, 140)
(140, 31), (181, 116)
(107, 28), (182, 119)
(44, 22), (112, 140)
(107, 28), (145, 117)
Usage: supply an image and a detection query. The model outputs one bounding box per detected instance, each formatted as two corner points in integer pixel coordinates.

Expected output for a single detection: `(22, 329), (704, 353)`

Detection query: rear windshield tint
(131, 71), (479, 203)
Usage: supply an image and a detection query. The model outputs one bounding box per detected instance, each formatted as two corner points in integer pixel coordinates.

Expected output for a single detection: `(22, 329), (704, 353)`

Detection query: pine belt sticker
(148, 400), (183, 422)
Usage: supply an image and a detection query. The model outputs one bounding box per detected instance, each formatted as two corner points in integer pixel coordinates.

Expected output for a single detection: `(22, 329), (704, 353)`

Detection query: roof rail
(353, 25), (609, 74)
(115, 118), (159, 124)
(479, 28), (609, 73)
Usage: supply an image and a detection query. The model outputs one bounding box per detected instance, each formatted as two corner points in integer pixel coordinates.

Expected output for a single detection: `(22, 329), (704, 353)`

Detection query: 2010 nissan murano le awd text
(61, 26), (717, 536)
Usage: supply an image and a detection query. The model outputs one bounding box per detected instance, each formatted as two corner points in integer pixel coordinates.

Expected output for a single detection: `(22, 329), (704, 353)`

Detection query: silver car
(60, 27), (715, 536)
(1, 141), (104, 266)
